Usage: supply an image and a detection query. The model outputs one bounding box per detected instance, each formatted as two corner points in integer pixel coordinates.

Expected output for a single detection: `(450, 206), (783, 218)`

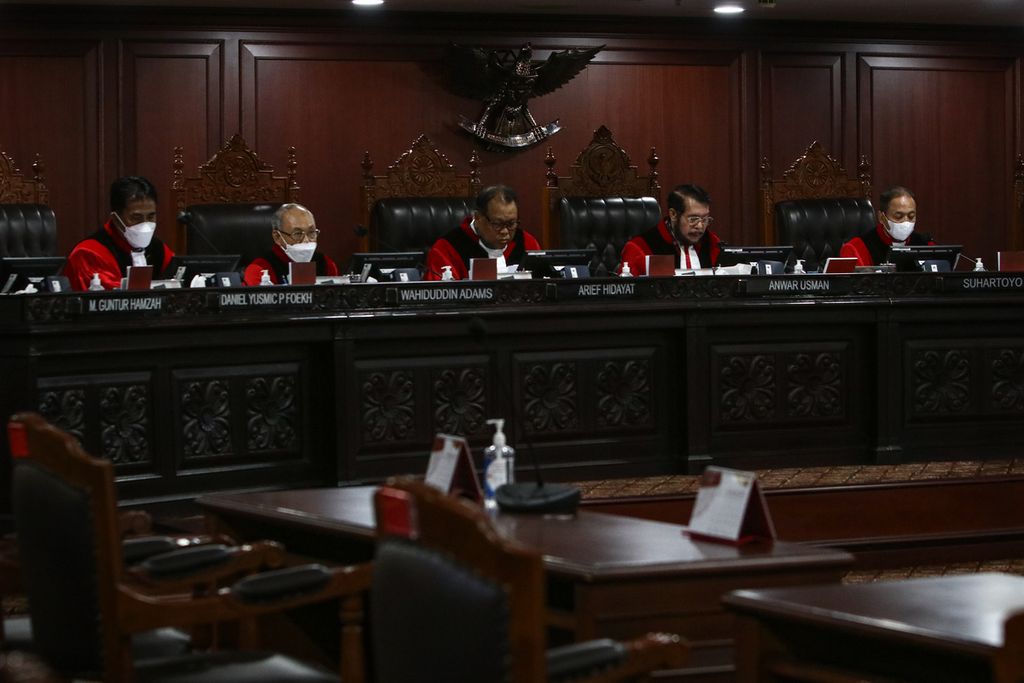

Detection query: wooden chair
(371, 478), (687, 683)
(759, 141), (874, 270)
(358, 134), (481, 254)
(172, 134), (299, 260)
(7, 412), (370, 683)
(0, 149), (57, 257)
(542, 126), (661, 273)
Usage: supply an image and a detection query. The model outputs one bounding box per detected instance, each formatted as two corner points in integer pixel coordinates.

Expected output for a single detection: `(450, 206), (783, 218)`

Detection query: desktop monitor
(886, 244), (962, 272)
(717, 246), (793, 269)
(0, 256), (66, 294)
(166, 254), (241, 285)
(350, 251), (425, 282)
(523, 249), (594, 279)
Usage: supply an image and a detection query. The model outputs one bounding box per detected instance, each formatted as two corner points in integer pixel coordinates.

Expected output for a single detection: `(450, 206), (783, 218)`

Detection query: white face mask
(283, 241), (316, 263)
(113, 213), (156, 250)
(885, 217), (915, 242)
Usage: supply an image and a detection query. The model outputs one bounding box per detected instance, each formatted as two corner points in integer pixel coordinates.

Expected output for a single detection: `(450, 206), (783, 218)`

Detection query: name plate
(390, 284), (496, 305)
(216, 290), (316, 309)
(85, 295), (163, 314)
(563, 280), (638, 299)
(741, 276), (851, 296)
(943, 274), (1024, 292)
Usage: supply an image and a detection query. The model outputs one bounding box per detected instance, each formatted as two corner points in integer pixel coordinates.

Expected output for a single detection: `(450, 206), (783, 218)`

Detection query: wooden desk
(725, 572), (1024, 682)
(200, 485), (853, 681)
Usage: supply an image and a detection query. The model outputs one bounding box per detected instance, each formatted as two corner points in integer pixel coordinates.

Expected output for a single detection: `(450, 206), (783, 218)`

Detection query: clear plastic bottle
(620, 262), (633, 277)
(441, 265), (454, 281)
(88, 273), (104, 291)
(793, 260), (806, 275)
(259, 269), (273, 285)
(482, 418), (515, 511)
(974, 258), (986, 272)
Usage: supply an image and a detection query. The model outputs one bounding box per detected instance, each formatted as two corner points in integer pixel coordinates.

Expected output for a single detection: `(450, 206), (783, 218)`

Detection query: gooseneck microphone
(468, 317), (581, 515)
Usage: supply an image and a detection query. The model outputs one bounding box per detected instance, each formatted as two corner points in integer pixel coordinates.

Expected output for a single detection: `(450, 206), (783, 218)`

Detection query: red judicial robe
(617, 219), (722, 276)
(839, 222), (934, 267)
(64, 220), (174, 291)
(424, 217), (541, 281)
(243, 244), (339, 285)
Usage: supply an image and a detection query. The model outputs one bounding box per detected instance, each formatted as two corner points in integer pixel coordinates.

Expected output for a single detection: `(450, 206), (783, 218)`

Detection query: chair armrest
(122, 536), (180, 565)
(129, 540), (285, 588)
(547, 639), (626, 680)
(231, 564), (332, 603)
(549, 633), (687, 683)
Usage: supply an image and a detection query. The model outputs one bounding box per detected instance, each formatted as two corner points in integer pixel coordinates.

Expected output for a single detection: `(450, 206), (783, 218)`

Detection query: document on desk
(688, 466), (775, 544)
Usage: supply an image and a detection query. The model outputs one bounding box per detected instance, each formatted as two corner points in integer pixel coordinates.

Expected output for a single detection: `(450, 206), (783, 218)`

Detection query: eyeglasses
(682, 215), (714, 227)
(276, 228), (320, 242)
(484, 216), (519, 232)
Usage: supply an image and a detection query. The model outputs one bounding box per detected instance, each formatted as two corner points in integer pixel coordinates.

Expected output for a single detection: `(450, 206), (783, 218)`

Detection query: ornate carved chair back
(0, 150), (57, 257)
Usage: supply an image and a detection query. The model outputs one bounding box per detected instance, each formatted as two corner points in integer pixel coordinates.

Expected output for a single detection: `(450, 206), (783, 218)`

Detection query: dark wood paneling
(0, 10), (1021, 272)
(859, 55), (1016, 264)
(0, 41), (100, 255)
(122, 40), (223, 248)
(760, 53), (844, 175)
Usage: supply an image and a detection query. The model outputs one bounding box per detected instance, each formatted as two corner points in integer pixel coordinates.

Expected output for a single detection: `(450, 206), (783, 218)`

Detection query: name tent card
(288, 261), (316, 285)
(687, 466), (776, 545)
(125, 265), (153, 290)
(424, 434), (482, 502)
(645, 254), (675, 277)
(822, 257), (857, 274)
(469, 258), (498, 281)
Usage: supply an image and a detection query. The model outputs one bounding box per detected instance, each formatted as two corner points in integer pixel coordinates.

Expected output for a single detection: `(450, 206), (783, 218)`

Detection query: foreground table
(200, 485), (853, 681)
(725, 572), (1024, 682)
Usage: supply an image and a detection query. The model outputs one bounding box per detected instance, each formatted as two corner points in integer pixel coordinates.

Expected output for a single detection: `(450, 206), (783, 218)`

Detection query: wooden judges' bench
(2, 271), (1024, 514)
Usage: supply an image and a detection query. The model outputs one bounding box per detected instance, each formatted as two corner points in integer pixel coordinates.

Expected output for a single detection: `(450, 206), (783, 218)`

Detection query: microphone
(468, 317), (581, 515)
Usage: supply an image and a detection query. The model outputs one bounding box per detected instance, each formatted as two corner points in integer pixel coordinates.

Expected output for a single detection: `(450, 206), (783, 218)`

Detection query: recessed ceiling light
(714, 4), (745, 14)
(352, 0), (384, 6)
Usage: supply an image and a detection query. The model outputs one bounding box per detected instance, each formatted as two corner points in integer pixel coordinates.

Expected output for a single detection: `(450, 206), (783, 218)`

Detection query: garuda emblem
(445, 42), (602, 151)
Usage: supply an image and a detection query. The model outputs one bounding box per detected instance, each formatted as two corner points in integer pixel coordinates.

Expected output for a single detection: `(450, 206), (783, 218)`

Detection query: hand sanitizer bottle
(620, 262), (633, 277)
(482, 418), (515, 511)
(793, 260), (806, 275)
(441, 265), (454, 281)
(88, 273), (104, 291)
(975, 258), (985, 272)
(259, 269), (273, 286)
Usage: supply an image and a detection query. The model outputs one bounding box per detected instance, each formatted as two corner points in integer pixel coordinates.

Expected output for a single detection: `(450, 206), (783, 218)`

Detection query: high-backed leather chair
(173, 134), (299, 261)
(359, 134), (481, 254)
(543, 126), (661, 273)
(760, 141), (874, 271)
(372, 479), (687, 683)
(8, 412), (370, 683)
(0, 150), (57, 257)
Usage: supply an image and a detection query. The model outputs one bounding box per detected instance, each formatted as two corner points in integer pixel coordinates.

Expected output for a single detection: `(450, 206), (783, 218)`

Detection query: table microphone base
(495, 482), (581, 515)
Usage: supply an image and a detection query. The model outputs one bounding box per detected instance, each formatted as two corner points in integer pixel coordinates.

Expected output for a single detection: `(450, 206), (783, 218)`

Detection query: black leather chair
(177, 203), (279, 267)
(370, 197), (474, 253)
(372, 480), (687, 683)
(558, 196), (661, 276)
(0, 204), (58, 257)
(774, 197), (875, 271)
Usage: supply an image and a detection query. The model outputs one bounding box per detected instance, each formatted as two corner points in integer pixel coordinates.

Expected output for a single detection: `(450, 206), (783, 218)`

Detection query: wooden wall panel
(761, 54), (844, 178)
(860, 55), (1015, 264)
(0, 42), (100, 256)
(122, 41), (223, 249)
(244, 42), (744, 261)
(0, 10), (1021, 270)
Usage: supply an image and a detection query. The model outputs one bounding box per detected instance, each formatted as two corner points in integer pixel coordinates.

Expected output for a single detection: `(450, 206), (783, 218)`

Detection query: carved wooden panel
(596, 358), (654, 429)
(355, 356), (490, 450)
(713, 345), (849, 430)
(173, 363), (303, 464)
(37, 373), (154, 467)
(990, 348), (1024, 414)
(521, 361), (579, 435)
(545, 125), (659, 199)
(909, 347), (972, 417)
(432, 366), (488, 436)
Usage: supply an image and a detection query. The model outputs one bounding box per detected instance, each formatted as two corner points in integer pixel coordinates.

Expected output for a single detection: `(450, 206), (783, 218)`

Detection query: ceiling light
(352, 0), (384, 6)
(714, 4), (745, 14)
